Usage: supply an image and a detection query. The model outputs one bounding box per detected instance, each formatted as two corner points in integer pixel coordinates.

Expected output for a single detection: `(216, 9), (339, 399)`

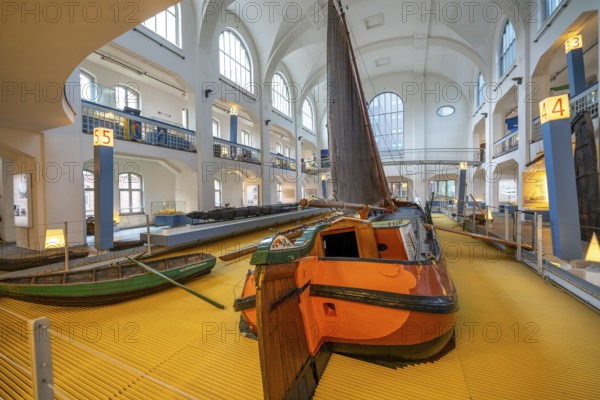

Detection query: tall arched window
(143, 5), (181, 47)
(499, 20), (516, 77)
(544, 0), (561, 19)
(83, 170), (95, 216)
(477, 73), (485, 107)
(219, 30), (253, 92)
(214, 179), (222, 207)
(271, 73), (291, 117)
(241, 130), (251, 147)
(115, 84), (140, 111)
(368, 92), (404, 154)
(302, 99), (314, 131)
(79, 70), (97, 102)
(212, 119), (220, 137)
(118, 172), (144, 214)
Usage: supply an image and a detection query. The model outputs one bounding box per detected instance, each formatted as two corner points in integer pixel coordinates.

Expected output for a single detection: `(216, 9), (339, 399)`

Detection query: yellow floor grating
(1, 214), (599, 399)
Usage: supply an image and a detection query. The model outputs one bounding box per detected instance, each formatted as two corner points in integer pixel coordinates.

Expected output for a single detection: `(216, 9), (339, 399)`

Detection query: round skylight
(437, 106), (455, 117)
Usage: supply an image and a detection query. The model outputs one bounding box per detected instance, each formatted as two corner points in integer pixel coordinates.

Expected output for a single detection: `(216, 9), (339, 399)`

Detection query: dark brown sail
(327, 0), (390, 206)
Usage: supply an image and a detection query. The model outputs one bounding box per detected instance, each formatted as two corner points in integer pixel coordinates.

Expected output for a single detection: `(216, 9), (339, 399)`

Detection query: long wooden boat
(0, 252), (216, 306)
(235, 202), (457, 360)
(231, 2), (459, 398)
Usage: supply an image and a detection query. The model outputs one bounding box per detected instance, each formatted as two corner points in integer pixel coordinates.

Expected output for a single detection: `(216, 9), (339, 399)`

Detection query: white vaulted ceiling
(199, 0), (531, 95)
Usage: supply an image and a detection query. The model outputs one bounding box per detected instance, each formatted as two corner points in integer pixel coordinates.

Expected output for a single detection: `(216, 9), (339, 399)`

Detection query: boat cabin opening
(322, 230), (360, 258)
(317, 216), (439, 262)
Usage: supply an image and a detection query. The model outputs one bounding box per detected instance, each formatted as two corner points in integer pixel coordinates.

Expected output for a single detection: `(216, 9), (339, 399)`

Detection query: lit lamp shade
(44, 229), (65, 249)
(585, 233), (600, 263)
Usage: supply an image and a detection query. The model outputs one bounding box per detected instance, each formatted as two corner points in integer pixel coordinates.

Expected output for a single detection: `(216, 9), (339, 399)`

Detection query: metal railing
(82, 101), (196, 152)
(270, 153), (297, 171)
(301, 161), (319, 174)
(531, 118), (542, 143)
(380, 148), (482, 164)
(570, 83), (598, 118)
(532, 82), (598, 144)
(493, 131), (519, 158)
(213, 137), (261, 164)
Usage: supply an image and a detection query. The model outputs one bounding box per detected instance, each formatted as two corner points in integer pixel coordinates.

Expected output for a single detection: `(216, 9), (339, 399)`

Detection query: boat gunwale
(0, 253), (216, 287)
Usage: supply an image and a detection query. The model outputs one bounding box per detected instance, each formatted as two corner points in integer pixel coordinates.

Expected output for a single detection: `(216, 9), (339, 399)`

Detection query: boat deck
(1, 214), (599, 399)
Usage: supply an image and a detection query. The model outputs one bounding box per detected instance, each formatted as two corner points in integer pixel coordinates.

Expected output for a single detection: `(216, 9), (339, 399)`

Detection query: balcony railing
(570, 83), (598, 118)
(82, 101), (196, 152)
(301, 160), (319, 174)
(493, 130), (519, 158)
(270, 153), (297, 171)
(213, 137), (261, 164)
(531, 82), (598, 144)
(380, 148), (483, 164)
(531, 117), (542, 143)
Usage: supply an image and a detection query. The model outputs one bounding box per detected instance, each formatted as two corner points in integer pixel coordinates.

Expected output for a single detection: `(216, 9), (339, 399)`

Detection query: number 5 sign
(94, 128), (114, 147)
(539, 94), (570, 125)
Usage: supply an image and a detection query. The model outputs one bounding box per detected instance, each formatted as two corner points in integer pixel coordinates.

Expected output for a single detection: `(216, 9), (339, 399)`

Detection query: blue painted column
(230, 108), (238, 159)
(321, 176), (327, 199)
(93, 128), (114, 250)
(539, 95), (582, 259)
(565, 35), (586, 98)
(457, 163), (467, 217)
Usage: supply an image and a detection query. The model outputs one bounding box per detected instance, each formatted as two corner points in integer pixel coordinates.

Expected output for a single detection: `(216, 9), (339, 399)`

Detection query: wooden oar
(470, 194), (487, 219)
(426, 224), (533, 251)
(126, 257), (225, 309)
(219, 230), (305, 261)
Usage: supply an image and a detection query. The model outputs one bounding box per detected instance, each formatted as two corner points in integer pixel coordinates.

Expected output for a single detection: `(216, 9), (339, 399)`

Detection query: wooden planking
(354, 224), (380, 258)
(256, 263), (315, 400)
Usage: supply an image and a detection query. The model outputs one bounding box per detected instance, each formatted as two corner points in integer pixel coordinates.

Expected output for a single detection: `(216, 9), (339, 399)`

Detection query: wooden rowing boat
(0, 252), (216, 306)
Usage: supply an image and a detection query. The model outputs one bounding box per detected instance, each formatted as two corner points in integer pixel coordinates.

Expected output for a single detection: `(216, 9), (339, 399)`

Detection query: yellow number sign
(93, 128), (114, 147)
(539, 95), (570, 124)
(564, 35), (583, 54)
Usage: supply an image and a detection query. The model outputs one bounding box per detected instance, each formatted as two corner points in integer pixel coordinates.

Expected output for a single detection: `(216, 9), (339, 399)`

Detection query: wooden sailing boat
(234, 1), (457, 398)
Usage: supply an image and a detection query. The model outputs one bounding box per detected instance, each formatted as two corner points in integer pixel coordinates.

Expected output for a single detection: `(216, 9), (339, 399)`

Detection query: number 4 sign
(539, 95), (570, 125)
(94, 128), (114, 147)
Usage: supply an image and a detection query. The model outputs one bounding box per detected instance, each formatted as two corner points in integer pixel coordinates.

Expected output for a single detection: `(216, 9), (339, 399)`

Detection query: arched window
(368, 92), (404, 154)
(544, 0), (561, 19)
(241, 130), (251, 147)
(271, 73), (291, 117)
(477, 73), (485, 107)
(79, 70), (97, 102)
(118, 172), (144, 214)
(212, 119), (220, 137)
(83, 170), (94, 216)
(115, 84), (140, 111)
(143, 5), (181, 47)
(499, 20), (516, 77)
(219, 30), (253, 92)
(214, 179), (222, 207)
(302, 99), (314, 131)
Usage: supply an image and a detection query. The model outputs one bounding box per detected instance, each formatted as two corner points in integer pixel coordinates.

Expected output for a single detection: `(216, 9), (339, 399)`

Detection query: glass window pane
(118, 173), (129, 189)
(120, 191), (130, 211)
(130, 174), (141, 189)
(131, 191), (142, 210)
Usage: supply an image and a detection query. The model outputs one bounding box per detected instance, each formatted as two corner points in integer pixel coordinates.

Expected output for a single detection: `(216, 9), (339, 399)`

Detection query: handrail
(269, 152), (296, 163)
(213, 138), (261, 164)
(213, 136), (260, 153)
(493, 130), (518, 145)
(82, 100), (194, 134)
(82, 101), (196, 153)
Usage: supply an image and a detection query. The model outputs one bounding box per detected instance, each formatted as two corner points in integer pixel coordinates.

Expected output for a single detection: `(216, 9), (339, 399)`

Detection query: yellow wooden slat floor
(1, 214), (599, 399)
